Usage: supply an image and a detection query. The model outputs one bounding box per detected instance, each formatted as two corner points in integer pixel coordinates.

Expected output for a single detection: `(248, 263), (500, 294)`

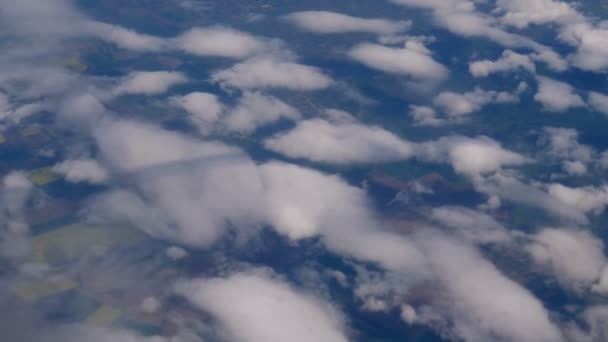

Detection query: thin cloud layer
(285, 11), (411, 35)
(212, 58), (334, 90)
(174, 272), (349, 342)
(348, 41), (449, 82)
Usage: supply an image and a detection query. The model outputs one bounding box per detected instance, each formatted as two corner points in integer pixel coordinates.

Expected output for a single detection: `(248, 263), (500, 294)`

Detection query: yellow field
(31, 224), (143, 264)
(86, 305), (121, 325)
(13, 277), (77, 302)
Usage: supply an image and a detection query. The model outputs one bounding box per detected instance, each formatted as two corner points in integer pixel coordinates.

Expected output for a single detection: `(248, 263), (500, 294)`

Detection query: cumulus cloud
(527, 228), (606, 292)
(496, 0), (581, 29)
(223, 92), (300, 133)
(419, 233), (564, 342)
(409, 105), (446, 126)
(433, 88), (518, 116)
(476, 173), (588, 224)
(537, 126), (600, 176)
(172, 92), (299, 134)
(417, 136), (526, 176)
(430, 206), (511, 244)
(171, 92), (223, 122)
(175, 27), (265, 59)
(264, 116), (414, 164)
(589, 91), (608, 115)
(469, 50), (536, 77)
(534, 76), (585, 112)
(212, 57), (333, 90)
(0, 172), (34, 260)
(174, 272), (348, 342)
(284, 11), (410, 35)
(53, 159), (109, 184)
(113, 71), (187, 96)
(562, 23), (608, 72)
(348, 41), (449, 82)
(547, 183), (608, 215)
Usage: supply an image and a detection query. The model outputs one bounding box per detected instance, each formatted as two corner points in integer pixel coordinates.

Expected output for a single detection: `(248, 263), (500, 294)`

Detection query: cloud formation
(285, 11), (411, 35)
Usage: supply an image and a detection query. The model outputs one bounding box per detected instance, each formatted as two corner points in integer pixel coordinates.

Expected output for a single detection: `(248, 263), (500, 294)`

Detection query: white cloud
(547, 183), (608, 214)
(419, 233), (564, 342)
(496, 0), (581, 29)
(175, 27), (265, 59)
(223, 92), (300, 133)
(433, 88), (518, 116)
(171, 92), (223, 122)
(53, 159), (109, 184)
(562, 24), (608, 72)
(589, 91), (608, 115)
(417, 136), (526, 176)
(534, 76), (585, 112)
(476, 173), (589, 224)
(171, 92), (300, 134)
(174, 272), (348, 342)
(284, 11), (410, 35)
(563, 160), (587, 175)
(469, 50), (536, 77)
(212, 57), (333, 90)
(348, 41), (449, 82)
(264, 117), (413, 164)
(409, 105), (446, 126)
(430, 206), (511, 244)
(85, 22), (167, 51)
(527, 228), (605, 292)
(89, 120), (267, 247)
(113, 71), (187, 96)
(539, 127), (593, 163)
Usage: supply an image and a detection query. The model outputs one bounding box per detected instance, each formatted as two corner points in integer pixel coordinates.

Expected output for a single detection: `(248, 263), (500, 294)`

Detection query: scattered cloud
(174, 272), (349, 342)
(53, 159), (109, 184)
(348, 41), (449, 82)
(284, 11), (410, 35)
(534, 76), (585, 112)
(469, 50), (536, 77)
(113, 71), (187, 96)
(264, 116), (413, 164)
(212, 57), (333, 90)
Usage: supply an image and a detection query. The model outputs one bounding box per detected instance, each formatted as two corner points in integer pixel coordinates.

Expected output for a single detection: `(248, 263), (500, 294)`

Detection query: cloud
(223, 92), (300, 133)
(433, 88), (518, 117)
(469, 50), (536, 77)
(417, 136), (526, 176)
(528, 228), (605, 293)
(539, 127), (593, 163)
(496, 0), (581, 28)
(44, 325), (168, 342)
(589, 91), (608, 115)
(562, 23), (608, 72)
(0, 171), (34, 260)
(212, 57), (333, 90)
(534, 76), (585, 112)
(547, 183), (608, 215)
(89, 119), (267, 247)
(284, 11), (410, 35)
(172, 92), (300, 134)
(53, 159), (109, 184)
(418, 233), (564, 342)
(113, 71), (187, 96)
(430, 206), (511, 244)
(174, 27), (265, 58)
(171, 92), (224, 122)
(348, 41), (449, 82)
(85, 22), (168, 52)
(476, 173), (588, 224)
(409, 105), (446, 126)
(264, 117), (414, 164)
(174, 272), (349, 342)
